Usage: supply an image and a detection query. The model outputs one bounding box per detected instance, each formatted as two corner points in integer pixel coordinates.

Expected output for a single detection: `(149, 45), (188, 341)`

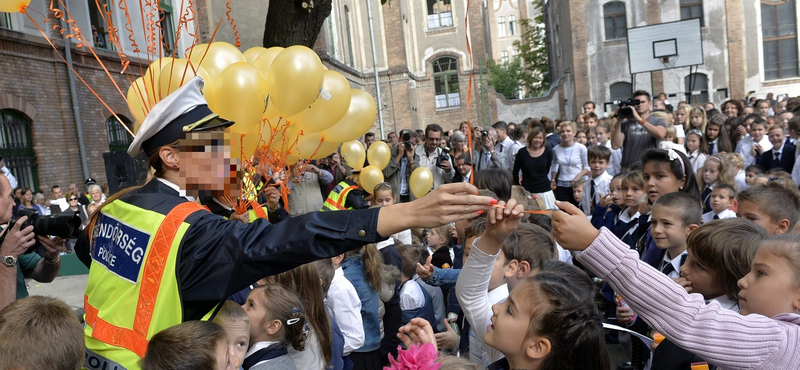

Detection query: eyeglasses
(68, 198), (78, 201)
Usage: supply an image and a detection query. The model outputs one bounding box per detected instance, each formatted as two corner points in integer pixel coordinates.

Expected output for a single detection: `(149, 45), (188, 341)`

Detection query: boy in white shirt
(735, 118), (772, 166)
(327, 254), (365, 356)
(396, 244), (437, 327)
(702, 184), (737, 223)
(596, 123), (622, 175)
(582, 146), (612, 216)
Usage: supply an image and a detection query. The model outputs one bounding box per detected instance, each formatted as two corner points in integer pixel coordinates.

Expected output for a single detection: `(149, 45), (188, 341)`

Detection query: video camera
(9, 209), (83, 254)
(617, 98), (641, 120)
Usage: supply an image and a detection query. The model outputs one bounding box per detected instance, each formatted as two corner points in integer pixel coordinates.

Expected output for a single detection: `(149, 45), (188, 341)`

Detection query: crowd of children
(4, 95), (800, 370)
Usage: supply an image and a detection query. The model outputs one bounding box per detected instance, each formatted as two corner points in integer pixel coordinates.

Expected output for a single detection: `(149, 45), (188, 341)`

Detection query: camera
(9, 209), (83, 254)
(401, 132), (413, 151)
(617, 98), (641, 119)
(481, 130), (488, 137)
(436, 147), (451, 168)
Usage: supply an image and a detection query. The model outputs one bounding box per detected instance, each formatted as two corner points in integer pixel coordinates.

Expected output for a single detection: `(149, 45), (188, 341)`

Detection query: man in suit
(756, 124), (796, 172)
(383, 130), (414, 202)
(472, 128), (506, 172)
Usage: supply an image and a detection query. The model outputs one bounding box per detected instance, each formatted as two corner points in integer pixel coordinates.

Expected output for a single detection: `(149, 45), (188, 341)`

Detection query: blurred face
(723, 103), (738, 117)
(690, 113), (704, 129)
(702, 161), (720, 185)
(583, 103), (595, 114)
(643, 162), (685, 203)
(680, 250), (725, 300)
(706, 124), (720, 140)
(560, 125), (575, 143)
(242, 290), (269, 342)
(737, 200), (783, 236)
(576, 115), (584, 124)
(13, 188), (20, 199)
(453, 139), (465, 151)
(374, 189), (395, 207)
(90, 189), (102, 202)
(590, 158), (608, 177)
(743, 106), (754, 115)
(677, 109), (687, 124)
(219, 321), (249, 369)
(530, 132), (544, 149)
(653, 100), (666, 111)
(621, 181), (645, 208)
(52, 187), (63, 199)
(68, 184), (77, 193)
(586, 131), (597, 146)
(426, 130), (442, 152)
(214, 338), (238, 370)
(634, 95), (650, 114)
(777, 112), (793, 129)
(486, 279), (538, 358)
(460, 122), (471, 133)
(757, 102), (770, 117)
(596, 127), (609, 144)
(709, 189), (732, 213)
(387, 133), (397, 144)
(609, 178), (623, 206)
(686, 135), (701, 151)
(650, 205), (692, 253)
(67, 194), (79, 208)
(22, 190), (32, 202)
(576, 132), (587, 145)
(745, 171), (758, 186)
(664, 133), (675, 142)
(585, 117), (597, 127)
(365, 135), (376, 148)
(572, 187), (583, 202)
(769, 129), (785, 147)
(457, 158), (471, 176)
(180, 132), (239, 198)
(428, 230), (444, 248)
(737, 248), (800, 317)
(750, 123), (766, 142)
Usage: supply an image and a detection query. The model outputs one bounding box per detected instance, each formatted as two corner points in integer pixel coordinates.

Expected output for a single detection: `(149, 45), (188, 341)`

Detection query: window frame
(432, 57), (461, 110)
(498, 16), (506, 37)
(0, 109), (39, 190)
(159, 0), (175, 56)
(107, 115), (134, 153)
(603, 2), (627, 41)
(761, 0), (799, 80)
(679, 0), (704, 27)
(427, 0), (454, 30)
(509, 15), (516, 36)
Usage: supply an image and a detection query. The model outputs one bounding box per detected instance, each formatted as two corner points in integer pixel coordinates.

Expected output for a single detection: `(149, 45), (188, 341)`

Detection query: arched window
(680, 0), (704, 27)
(603, 2), (627, 40)
(107, 115), (133, 152)
(762, 0), (798, 80)
(0, 109), (38, 190)
(498, 16), (506, 37)
(427, 0), (453, 29)
(433, 57), (460, 109)
(509, 15), (517, 36)
(684, 73), (708, 104)
(344, 6), (354, 67)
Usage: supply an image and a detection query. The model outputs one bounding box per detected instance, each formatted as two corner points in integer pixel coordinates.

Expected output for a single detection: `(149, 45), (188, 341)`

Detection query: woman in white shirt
(550, 121), (589, 207)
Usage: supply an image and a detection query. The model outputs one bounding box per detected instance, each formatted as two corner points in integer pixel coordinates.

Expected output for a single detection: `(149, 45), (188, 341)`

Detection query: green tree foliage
(487, 58), (525, 100)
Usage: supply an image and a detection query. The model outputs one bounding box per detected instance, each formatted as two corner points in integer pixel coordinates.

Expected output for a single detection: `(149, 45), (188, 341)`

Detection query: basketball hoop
(661, 56), (678, 69)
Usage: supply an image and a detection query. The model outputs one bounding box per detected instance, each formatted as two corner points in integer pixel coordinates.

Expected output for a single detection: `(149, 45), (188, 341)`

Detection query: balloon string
(491, 204), (554, 214)
(225, 0), (240, 47)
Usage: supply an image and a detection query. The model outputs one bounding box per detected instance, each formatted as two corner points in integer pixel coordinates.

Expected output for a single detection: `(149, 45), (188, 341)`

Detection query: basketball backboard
(627, 18), (703, 74)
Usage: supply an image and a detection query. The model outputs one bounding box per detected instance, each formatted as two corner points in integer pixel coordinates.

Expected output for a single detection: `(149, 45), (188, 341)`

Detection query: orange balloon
(297, 132), (340, 159)
(319, 89), (377, 142)
(341, 140), (366, 171)
(367, 141), (391, 170)
(216, 62), (269, 135)
(410, 167), (434, 198)
(359, 166), (384, 194)
(293, 70), (352, 133)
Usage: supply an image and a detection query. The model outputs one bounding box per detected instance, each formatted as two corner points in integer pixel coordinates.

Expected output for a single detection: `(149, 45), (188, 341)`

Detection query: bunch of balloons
(126, 42), (377, 166)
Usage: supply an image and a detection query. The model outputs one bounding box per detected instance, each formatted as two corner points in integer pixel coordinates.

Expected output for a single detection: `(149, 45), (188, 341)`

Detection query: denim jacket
(423, 267), (460, 290)
(342, 255), (381, 352)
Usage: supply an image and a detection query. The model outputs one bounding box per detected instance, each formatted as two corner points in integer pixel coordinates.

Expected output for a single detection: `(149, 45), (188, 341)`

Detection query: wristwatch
(2, 255), (17, 267)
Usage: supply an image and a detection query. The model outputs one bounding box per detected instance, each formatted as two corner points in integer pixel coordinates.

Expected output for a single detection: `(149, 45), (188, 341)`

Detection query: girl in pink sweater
(552, 201), (800, 370)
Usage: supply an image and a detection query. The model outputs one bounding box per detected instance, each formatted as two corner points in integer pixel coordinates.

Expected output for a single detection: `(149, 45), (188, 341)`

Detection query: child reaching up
(241, 285), (306, 370)
(552, 201), (800, 369)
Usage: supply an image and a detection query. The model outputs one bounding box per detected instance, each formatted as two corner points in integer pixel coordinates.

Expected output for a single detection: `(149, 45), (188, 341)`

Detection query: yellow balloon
(240, 122), (264, 158)
(341, 140), (366, 171)
(243, 47), (268, 64)
(0, 0), (31, 13)
(266, 45), (324, 117)
(158, 58), (195, 97)
(191, 42), (245, 79)
(297, 132), (340, 159)
(410, 167), (434, 198)
(320, 89), (377, 142)
(187, 43), (209, 68)
(143, 57), (173, 103)
(367, 141), (391, 170)
(359, 166), (384, 194)
(127, 77), (149, 125)
(216, 62), (269, 135)
(195, 67), (218, 110)
(251, 47), (285, 79)
(293, 70), (352, 133)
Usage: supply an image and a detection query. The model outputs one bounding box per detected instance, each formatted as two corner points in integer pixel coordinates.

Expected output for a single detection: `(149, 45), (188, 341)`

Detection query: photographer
(383, 130), (415, 202)
(0, 175), (66, 311)
(611, 90), (667, 168)
(414, 124), (454, 196)
(473, 127), (507, 171)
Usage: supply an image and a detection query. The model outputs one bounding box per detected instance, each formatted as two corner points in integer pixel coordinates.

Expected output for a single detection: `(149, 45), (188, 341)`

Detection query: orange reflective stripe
(331, 185), (358, 209)
(84, 201), (203, 358)
(84, 295), (149, 358)
(249, 200), (268, 219)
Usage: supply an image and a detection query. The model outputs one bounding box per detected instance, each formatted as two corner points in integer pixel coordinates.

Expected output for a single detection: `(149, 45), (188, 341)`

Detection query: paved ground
(26, 274), (88, 310)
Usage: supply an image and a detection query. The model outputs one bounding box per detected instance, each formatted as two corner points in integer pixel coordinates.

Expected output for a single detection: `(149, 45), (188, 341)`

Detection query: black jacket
(756, 141), (796, 172)
(76, 179), (384, 321)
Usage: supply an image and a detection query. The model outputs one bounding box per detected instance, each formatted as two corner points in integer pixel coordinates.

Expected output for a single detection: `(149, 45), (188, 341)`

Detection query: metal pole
(62, 3), (90, 181)
(365, 0), (385, 138)
(480, 57), (486, 127)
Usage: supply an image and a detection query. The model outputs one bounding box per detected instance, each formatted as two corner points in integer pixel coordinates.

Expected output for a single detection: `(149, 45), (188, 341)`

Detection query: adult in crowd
(386, 131), (398, 147)
(456, 154), (472, 183)
(414, 124), (454, 193)
(17, 188), (35, 212)
(319, 151), (351, 200)
(612, 90), (667, 168)
(88, 184), (106, 206)
(513, 126), (556, 209)
(79, 178), (98, 206)
(449, 131), (470, 182)
(287, 161), (333, 216)
(34, 193), (50, 215)
(492, 121), (515, 169)
(50, 184), (68, 212)
(473, 127), (506, 172)
(75, 79), (492, 370)
(0, 174), (65, 311)
(583, 100), (596, 114)
(383, 131), (414, 202)
(64, 191), (90, 227)
(721, 99), (743, 118)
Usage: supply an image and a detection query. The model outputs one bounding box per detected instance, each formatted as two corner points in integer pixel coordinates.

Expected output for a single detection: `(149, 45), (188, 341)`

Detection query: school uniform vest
(83, 200), (212, 370)
(321, 181), (358, 211)
(399, 281), (437, 326)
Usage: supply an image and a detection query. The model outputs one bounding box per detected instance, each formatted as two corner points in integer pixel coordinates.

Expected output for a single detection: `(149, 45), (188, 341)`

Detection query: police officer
(76, 77), (494, 370)
(321, 174), (370, 211)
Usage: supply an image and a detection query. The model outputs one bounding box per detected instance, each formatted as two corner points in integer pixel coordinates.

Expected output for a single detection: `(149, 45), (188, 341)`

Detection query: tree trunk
(263, 0), (332, 48)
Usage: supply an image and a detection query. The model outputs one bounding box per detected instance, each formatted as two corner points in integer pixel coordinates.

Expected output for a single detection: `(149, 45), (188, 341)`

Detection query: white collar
(487, 283), (509, 304)
(246, 341), (281, 358)
(619, 209), (640, 223)
(592, 172), (610, 183)
(212, 197), (233, 211)
(708, 295), (739, 313)
(661, 250), (687, 277)
(156, 178), (195, 201)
